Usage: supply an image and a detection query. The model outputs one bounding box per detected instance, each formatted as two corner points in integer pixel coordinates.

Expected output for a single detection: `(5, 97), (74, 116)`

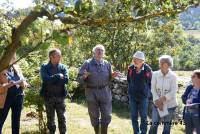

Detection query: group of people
(0, 44), (199, 134)
(127, 51), (200, 134)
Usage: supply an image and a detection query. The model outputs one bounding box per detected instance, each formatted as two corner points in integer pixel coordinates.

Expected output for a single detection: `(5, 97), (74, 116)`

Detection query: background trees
(0, 0), (200, 72)
(1, 0), (200, 133)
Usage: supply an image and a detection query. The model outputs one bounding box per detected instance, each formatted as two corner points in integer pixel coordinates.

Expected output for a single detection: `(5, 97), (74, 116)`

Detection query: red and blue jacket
(127, 63), (152, 100)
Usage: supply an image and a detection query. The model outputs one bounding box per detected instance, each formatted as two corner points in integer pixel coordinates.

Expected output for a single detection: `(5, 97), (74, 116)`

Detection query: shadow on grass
(71, 92), (130, 119)
(22, 131), (40, 134)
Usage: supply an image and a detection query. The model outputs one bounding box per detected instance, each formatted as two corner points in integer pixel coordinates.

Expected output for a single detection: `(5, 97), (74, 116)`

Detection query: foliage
(73, 18), (187, 71)
(19, 50), (48, 133)
(0, 0), (200, 71)
(67, 67), (79, 97)
(174, 40), (200, 70)
(1, 1), (200, 132)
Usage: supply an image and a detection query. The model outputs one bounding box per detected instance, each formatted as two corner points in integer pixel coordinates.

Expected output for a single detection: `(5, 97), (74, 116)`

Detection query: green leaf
(40, 42), (50, 50)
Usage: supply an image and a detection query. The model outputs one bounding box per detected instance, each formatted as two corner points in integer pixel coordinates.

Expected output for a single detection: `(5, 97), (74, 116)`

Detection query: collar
(133, 64), (145, 70)
(91, 57), (104, 65)
(47, 61), (60, 68)
(157, 69), (173, 77)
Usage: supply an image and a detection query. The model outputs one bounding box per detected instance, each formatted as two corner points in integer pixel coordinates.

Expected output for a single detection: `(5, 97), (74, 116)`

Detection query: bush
(67, 67), (79, 98)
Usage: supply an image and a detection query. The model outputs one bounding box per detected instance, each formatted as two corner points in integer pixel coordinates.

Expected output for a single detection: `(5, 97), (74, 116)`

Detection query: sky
(0, 0), (34, 9)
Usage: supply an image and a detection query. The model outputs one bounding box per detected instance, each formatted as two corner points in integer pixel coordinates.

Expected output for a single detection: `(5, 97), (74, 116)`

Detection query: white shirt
(151, 69), (178, 108)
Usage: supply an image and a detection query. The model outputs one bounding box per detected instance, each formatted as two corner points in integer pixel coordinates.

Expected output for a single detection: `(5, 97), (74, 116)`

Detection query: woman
(0, 53), (28, 134)
(182, 69), (200, 134)
(149, 55), (178, 134)
(0, 70), (14, 109)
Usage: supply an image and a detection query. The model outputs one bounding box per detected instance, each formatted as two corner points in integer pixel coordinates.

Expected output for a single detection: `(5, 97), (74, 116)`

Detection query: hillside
(179, 5), (200, 30)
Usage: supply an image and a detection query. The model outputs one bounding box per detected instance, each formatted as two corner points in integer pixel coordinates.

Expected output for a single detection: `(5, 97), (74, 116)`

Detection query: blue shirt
(187, 88), (199, 101)
(182, 85), (200, 104)
(40, 62), (69, 97)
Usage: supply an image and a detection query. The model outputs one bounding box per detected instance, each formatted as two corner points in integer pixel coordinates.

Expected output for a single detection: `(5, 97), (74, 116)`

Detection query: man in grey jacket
(77, 44), (118, 134)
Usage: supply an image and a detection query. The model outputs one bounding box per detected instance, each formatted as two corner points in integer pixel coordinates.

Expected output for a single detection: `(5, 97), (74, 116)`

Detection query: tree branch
(79, 3), (200, 26)
(0, 2), (199, 72)
(0, 8), (50, 72)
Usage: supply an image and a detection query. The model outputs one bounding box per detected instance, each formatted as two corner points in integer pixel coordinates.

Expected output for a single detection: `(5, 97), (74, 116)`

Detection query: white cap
(133, 51), (145, 61)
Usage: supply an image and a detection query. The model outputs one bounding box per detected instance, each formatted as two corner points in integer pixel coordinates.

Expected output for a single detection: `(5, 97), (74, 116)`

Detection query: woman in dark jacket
(182, 69), (200, 134)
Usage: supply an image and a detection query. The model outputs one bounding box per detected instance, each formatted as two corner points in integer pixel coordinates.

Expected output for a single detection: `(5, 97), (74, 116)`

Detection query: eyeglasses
(191, 75), (196, 79)
(96, 49), (103, 52)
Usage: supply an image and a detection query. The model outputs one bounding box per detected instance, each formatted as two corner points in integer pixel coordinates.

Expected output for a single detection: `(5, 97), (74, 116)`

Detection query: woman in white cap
(127, 51), (152, 134)
(149, 55), (178, 134)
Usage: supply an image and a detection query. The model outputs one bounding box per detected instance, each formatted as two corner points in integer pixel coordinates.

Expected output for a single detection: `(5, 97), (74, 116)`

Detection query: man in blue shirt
(40, 48), (69, 134)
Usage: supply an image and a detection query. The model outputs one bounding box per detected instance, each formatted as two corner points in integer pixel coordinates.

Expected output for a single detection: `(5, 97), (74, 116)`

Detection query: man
(77, 44), (118, 134)
(127, 51), (152, 134)
(40, 48), (69, 134)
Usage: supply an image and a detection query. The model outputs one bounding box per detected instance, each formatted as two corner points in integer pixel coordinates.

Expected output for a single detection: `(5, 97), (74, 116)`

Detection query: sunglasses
(191, 75), (196, 79)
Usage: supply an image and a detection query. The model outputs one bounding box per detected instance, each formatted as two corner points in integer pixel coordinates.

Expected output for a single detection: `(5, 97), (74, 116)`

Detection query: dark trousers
(0, 95), (24, 134)
(44, 97), (66, 134)
(129, 96), (148, 134)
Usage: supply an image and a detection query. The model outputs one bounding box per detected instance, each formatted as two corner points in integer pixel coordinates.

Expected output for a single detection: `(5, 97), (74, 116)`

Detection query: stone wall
(110, 75), (189, 119)
(110, 75), (188, 104)
(110, 76), (129, 105)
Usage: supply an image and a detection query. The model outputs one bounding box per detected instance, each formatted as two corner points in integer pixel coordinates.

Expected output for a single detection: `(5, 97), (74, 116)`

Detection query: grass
(2, 71), (191, 134)
(1, 99), (186, 134)
(175, 71), (193, 77)
(184, 30), (200, 39)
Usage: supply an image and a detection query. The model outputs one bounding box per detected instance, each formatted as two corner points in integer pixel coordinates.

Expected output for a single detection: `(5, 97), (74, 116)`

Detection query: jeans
(129, 96), (148, 134)
(0, 95), (24, 134)
(149, 105), (176, 134)
(184, 106), (200, 134)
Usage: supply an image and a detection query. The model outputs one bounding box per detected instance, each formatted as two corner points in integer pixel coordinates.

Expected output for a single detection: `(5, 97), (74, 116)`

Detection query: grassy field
(184, 30), (200, 39)
(2, 71), (192, 134)
(2, 100), (186, 134)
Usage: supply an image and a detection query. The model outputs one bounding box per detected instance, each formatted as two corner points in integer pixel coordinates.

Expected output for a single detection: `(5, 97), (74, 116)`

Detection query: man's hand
(112, 71), (120, 78)
(83, 70), (90, 79)
(59, 73), (64, 79)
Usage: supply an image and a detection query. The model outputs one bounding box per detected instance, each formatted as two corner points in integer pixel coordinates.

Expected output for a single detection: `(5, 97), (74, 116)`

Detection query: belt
(185, 106), (199, 113)
(186, 105), (199, 109)
(87, 85), (108, 89)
